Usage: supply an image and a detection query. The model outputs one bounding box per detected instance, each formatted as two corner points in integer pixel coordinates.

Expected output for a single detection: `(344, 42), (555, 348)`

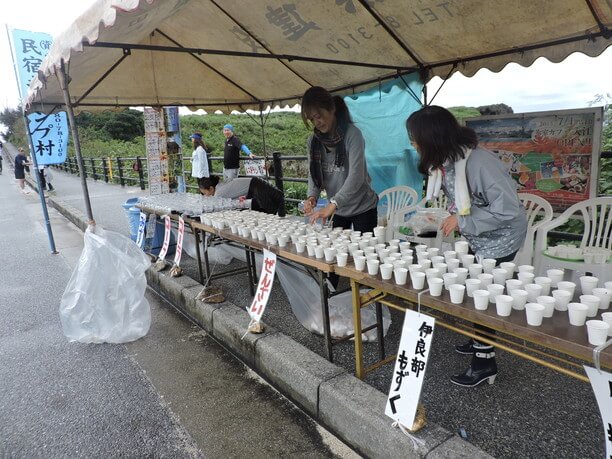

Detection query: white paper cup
(552, 289), (572, 311)
(525, 283), (543, 302)
(433, 262), (448, 275)
(580, 294), (601, 317)
(453, 267), (469, 284)
(510, 289), (529, 310)
(593, 288), (611, 310)
(420, 259), (432, 270)
(415, 244), (428, 253)
(586, 320), (610, 345)
(425, 268), (441, 281)
(367, 259), (380, 275)
(444, 250), (457, 262)
(500, 262), (516, 276)
(410, 271), (426, 289)
(525, 303), (545, 326)
(606, 281), (612, 291)
(487, 284), (505, 303)
(354, 255), (367, 271)
(314, 245), (325, 259)
(547, 269), (565, 287)
(518, 264), (535, 274)
(495, 295), (513, 316)
(431, 255), (445, 265)
(449, 284), (466, 304)
(278, 235), (289, 247)
(468, 264), (483, 278)
(506, 279), (523, 293)
(465, 279), (482, 297)
(324, 247), (337, 262)
(534, 277), (552, 296)
(366, 254), (379, 262)
(428, 277), (444, 296)
(336, 252), (348, 267)
(399, 242), (411, 251)
(580, 276), (599, 295)
(557, 281), (576, 299)
(473, 290), (490, 310)
(409, 264), (423, 273)
(493, 268), (508, 285)
(352, 249), (364, 258)
(601, 312), (612, 336)
(455, 240), (469, 255)
(568, 302), (588, 326)
(380, 263), (394, 280)
(461, 254), (476, 267)
(478, 273), (494, 288)
(359, 240), (370, 250)
(518, 272), (535, 285)
(482, 258), (497, 274)
(389, 238), (400, 247)
(394, 267), (408, 285)
(443, 273), (458, 290)
(306, 244), (316, 257)
(536, 295), (556, 318)
(447, 259), (461, 271)
(393, 260), (407, 270)
(295, 242), (306, 253)
(427, 247), (440, 257)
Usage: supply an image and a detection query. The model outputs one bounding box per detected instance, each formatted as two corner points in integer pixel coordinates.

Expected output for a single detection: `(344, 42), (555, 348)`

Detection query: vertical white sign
(385, 309), (435, 429)
(156, 215), (172, 261)
(136, 212), (147, 248)
(584, 365), (612, 458)
(248, 249), (277, 322)
(173, 216), (185, 266)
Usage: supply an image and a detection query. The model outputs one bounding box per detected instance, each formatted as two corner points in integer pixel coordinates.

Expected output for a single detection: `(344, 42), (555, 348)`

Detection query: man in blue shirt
(222, 124), (254, 180)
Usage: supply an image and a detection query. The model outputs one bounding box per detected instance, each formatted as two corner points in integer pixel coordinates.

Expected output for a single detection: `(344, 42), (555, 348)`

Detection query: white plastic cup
(600, 312), (612, 336)
(409, 264), (423, 273)
(500, 262), (516, 276)
(367, 259), (380, 275)
(428, 277), (444, 296)
(465, 279), (482, 298)
(306, 244), (316, 257)
(534, 277), (552, 296)
(580, 276), (599, 295)
(278, 235), (289, 247)
(324, 247), (337, 263)
(510, 289), (529, 310)
(455, 240), (469, 255)
(336, 252), (348, 267)
(410, 271), (426, 289)
(487, 284), (505, 303)
(586, 320), (610, 345)
(444, 250), (457, 262)
(430, 255), (445, 264)
(380, 263), (394, 280)
(580, 294), (601, 317)
(453, 267), (469, 284)
(593, 288), (612, 310)
(493, 268), (508, 285)
(433, 262), (447, 274)
(415, 244), (428, 253)
(393, 260), (407, 270)
(314, 245), (325, 259)
(473, 290), (490, 310)
(366, 254), (379, 262)
(478, 273), (494, 288)
(428, 247), (440, 257)
(525, 303), (545, 326)
(425, 268), (441, 281)
(495, 295), (513, 317)
(482, 258), (497, 274)
(389, 238), (400, 247)
(518, 264), (535, 274)
(295, 242), (306, 253)
(447, 259), (461, 271)
(552, 289), (572, 311)
(461, 254), (476, 267)
(354, 255), (366, 271)
(518, 272), (535, 285)
(506, 279), (523, 293)
(557, 281), (576, 299)
(606, 281), (612, 291)
(394, 267), (408, 285)
(352, 249), (364, 258)
(443, 272), (458, 290)
(449, 284), (466, 304)
(567, 302), (589, 326)
(536, 295), (556, 318)
(547, 269), (565, 287)
(420, 259), (432, 270)
(468, 264), (483, 278)
(525, 283), (543, 302)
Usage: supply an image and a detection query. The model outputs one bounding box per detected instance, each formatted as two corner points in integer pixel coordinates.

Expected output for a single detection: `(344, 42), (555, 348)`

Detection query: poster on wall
(144, 107), (168, 196)
(465, 107), (603, 212)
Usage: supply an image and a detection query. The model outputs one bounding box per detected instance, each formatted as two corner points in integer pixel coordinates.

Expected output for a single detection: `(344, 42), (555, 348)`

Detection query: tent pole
(57, 61), (95, 224)
(258, 103), (268, 174)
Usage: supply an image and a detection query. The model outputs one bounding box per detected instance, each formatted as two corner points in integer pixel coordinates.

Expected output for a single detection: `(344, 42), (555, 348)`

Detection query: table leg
(192, 226), (204, 284)
(319, 270), (333, 362)
(375, 300), (385, 360)
(250, 249), (257, 283)
(245, 246), (256, 296)
(203, 232), (211, 281)
(351, 279), (364, 379)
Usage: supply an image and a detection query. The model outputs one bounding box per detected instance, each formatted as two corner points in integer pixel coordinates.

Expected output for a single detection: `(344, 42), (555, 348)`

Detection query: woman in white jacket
(190, 133), (210, 179)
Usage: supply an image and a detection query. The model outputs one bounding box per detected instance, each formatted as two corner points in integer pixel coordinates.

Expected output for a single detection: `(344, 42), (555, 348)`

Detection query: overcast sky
(1, 0), (610, 115)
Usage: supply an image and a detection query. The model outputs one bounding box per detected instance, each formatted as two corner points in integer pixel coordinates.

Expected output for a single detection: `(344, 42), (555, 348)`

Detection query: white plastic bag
(59, 225), (151, 343)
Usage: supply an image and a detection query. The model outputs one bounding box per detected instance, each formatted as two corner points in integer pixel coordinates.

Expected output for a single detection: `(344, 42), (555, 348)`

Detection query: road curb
(48, 195), (493, 459)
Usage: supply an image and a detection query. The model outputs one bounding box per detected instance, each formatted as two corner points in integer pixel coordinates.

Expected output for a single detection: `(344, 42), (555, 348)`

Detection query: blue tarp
(344, 75), (424, 197)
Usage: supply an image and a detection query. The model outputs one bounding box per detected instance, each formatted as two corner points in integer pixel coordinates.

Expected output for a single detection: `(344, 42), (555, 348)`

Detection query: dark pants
(247, 177), (285, 217)
(332, 206), (378, 233)
(38, 170), (46, 190)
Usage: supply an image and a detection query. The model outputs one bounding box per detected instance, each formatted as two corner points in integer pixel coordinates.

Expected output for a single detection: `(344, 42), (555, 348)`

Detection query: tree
(477, 103), (514, 116)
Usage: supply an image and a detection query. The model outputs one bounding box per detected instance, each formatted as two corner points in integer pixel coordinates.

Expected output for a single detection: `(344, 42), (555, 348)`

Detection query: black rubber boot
(450, 343), (497, 387)
(455, 338), (475, 355)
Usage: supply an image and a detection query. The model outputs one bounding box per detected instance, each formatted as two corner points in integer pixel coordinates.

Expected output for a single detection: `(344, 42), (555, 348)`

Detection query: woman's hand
(309, 203), (336, 225)
(303, 197), (317, 215)
(440, 214), (459, 237)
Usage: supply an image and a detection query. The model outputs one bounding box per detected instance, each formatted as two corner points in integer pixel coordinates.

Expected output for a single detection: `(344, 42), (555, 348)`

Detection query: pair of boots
(451, 339), (497, 387)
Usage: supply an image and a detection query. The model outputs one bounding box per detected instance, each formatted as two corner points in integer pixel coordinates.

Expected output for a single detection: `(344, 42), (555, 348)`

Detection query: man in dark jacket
(222, 124), (254, 180)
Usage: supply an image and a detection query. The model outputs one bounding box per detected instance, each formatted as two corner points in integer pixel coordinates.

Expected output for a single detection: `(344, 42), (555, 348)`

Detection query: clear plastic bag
(59, 225), (151, 343)
(400, 208), (450, 236)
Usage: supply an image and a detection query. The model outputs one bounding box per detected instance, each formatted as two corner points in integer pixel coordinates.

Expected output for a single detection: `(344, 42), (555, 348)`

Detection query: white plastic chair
(534, 197), (612, 282)
(378, 186), (419, 242)
(411, 191), (455, 248)
(514, 193), (554, 266)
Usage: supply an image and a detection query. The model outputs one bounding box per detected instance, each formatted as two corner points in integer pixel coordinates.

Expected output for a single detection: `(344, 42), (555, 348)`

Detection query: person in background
(37, 165), (54, 192)
(14, 147), (32, 193)
(301, 86), (378, 232)
(189, 132), (210, 179)
(222, 124), (254, 180)
(198, 175), (285, 216)
(407, 105), (527, 388)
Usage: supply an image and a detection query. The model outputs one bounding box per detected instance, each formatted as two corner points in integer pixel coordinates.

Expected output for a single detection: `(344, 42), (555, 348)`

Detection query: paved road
(0, 152), (357, 458)
(3, 145), (605, 458)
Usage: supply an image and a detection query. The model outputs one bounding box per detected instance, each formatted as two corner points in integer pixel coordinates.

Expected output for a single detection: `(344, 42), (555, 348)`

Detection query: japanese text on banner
(248, 250), (277, 322)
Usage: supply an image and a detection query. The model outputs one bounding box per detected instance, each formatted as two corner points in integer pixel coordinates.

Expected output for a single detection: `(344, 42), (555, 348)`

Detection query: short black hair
(406, 105), (478, 175)
(198, 176), (219, 190)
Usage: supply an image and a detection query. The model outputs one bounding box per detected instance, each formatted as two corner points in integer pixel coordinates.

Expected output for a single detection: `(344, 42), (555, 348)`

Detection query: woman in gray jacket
(407, 105), (527, 388)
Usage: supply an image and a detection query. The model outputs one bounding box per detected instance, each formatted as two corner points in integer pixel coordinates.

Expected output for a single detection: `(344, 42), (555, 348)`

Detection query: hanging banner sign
(10, 28), (52, 100)
(248, 249), (277, 322)
(27, 112), (68, 165)
(136, 212), (147, 248)
(385, 309), (435, 429)
(156, 215), (172, 261)
(244, 159), (266, 177)
(173, 216), (185, 266)
(584, 365), (612, 459)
